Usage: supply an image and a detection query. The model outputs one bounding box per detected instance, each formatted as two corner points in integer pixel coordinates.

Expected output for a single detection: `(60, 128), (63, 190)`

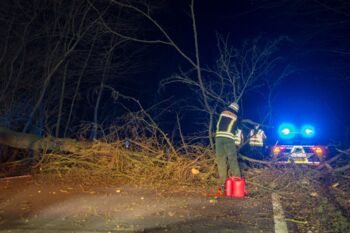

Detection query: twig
(0, 174), (32, 181)
(285, 218), (308, 224)
(240, 154), (273, 166)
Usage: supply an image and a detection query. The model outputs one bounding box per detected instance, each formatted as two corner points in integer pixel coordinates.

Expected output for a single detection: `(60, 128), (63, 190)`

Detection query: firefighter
(249, 124), (266, 159)
(215, 102), (241, 189)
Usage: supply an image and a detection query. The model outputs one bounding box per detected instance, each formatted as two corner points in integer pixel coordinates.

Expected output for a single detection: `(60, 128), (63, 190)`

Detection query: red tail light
(273, 146), (285, 155)
(311, 146), (323, 156)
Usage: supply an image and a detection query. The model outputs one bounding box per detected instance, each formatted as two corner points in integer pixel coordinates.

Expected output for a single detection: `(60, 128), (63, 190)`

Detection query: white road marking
(272, 193), (289, 233)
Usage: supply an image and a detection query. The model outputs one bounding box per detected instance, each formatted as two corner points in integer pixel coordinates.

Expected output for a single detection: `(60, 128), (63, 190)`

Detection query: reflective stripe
(233, 131), (242, 145)
(250, 138), (262, 141)
(216, 131), (235, 138)
(249, 138), (264, 146)
(216, 115), (237, 134)
(234, 139), (241, 145)
(250, 142), (264, 146)
(228, 118), (235, 132)
(216, 117), (220, 131)
(216, 130), (235, 140)
(221, 113), (237, 120)
(249, 129), (265, 146)
(216, 111), (237, 141)
(216, 134), (235, 140)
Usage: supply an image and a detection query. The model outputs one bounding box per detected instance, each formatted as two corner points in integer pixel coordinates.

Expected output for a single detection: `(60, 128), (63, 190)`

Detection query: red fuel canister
(231, 176), (246, 198)
(225, 177), (233, 197)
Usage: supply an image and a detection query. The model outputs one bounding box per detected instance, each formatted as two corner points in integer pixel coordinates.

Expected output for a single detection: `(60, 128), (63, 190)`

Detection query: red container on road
(225, 176), (246, 198)
(225, 178), (233, 196)
(231, 176), (246, 198)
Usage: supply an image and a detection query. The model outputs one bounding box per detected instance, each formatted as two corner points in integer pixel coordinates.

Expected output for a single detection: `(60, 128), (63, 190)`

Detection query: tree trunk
(0, 127), (92, 154)
(56, 63), (68, 137)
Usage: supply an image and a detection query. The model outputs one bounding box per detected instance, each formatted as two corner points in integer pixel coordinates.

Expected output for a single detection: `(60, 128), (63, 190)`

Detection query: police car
(270, 123), (327, 166)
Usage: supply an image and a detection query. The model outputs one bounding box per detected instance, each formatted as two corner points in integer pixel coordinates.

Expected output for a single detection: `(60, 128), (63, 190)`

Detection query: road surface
(0, 175), (296, 233)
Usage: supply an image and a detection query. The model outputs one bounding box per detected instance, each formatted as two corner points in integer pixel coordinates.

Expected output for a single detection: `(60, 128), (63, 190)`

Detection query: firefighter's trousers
(215, 137), (241, 185)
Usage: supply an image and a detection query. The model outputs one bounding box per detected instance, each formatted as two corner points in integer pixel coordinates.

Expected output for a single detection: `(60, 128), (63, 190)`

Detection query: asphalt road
(0, 176), (295, 233)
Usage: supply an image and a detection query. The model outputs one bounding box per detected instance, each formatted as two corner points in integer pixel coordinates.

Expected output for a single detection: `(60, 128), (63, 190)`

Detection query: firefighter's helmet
(228, 102), (239, 112)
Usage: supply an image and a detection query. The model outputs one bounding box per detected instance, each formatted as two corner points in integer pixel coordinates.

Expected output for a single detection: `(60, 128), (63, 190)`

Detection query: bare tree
(22, 1), (100, 133)
(91, 1), (293, 149)
(0, 0), (143, 139)
(90, 0), (216, 144)
(161, 35), (290, 146)
(90, 36), (128, 139)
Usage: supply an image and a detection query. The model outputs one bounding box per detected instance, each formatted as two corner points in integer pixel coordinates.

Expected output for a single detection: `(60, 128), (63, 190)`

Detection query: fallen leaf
(309, 192), (318, 197)
(331, 183), (339, 188)
(191, 168), (200, 175)
(209, 199), (217, 204)
(167, 211), (176, 217)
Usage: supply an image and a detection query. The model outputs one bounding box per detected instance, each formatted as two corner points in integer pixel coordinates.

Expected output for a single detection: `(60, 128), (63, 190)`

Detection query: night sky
(1, 0), (349, 145)
(142, 0), (350, 143)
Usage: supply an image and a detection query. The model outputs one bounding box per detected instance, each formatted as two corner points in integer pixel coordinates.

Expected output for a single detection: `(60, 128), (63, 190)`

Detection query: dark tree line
(0, 0), (143, 139)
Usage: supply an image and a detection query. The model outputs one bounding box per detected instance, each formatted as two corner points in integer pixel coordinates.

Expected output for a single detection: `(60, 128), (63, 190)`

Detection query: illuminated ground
(0, 170), (348, 233)
(0, 176), (279, 233)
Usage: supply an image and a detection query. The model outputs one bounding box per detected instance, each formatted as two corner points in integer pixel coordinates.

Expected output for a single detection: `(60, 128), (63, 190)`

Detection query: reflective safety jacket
(249, 129), (266, 147)
(215, 110), (238, 140)
(233, 129), (243, 145)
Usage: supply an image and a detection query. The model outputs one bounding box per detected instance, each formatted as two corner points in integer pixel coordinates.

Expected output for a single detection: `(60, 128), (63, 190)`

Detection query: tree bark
(0, 127), (91, 154)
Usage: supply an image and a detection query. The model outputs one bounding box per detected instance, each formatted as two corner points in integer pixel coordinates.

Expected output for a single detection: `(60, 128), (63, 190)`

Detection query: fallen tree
(0, 126), (271, 162)
(317, 148), (350, 174)
(0, 126), (216, 185)
(0, 127), (92, 155)
(1, 125), (349, 181)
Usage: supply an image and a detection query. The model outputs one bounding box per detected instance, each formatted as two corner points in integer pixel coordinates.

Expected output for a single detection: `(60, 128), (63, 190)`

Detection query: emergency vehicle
(270, 123), (327, 165)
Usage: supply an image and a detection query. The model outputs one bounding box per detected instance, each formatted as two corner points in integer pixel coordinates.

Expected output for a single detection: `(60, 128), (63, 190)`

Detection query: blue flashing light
(281, 128), (290, 135)
(305, 129), (313, 134)
(301, 124), (315, 138)
(278, 123), (296, 139)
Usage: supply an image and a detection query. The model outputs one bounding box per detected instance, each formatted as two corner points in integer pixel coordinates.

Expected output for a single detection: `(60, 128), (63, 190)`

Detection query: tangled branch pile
(35, 139), (216, 186)
(33, 111), (217, 186)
